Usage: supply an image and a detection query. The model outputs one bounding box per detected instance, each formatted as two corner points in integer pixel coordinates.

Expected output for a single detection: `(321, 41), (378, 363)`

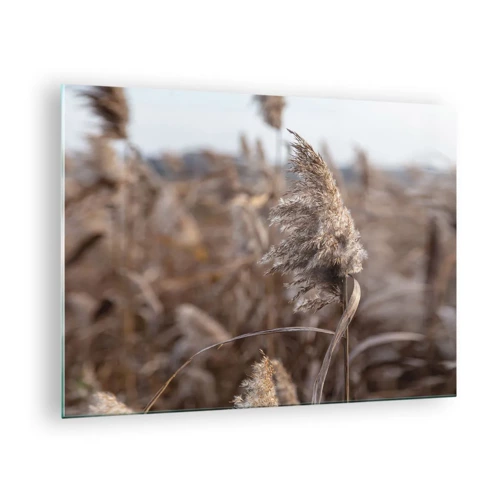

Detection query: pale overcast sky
(63, 85), (456, 169)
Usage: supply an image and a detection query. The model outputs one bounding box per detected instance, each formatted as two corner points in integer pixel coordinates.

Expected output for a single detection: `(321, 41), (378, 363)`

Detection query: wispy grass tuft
(254, 95), (286, 130)
(233, 351), (278, 408)
(88, 392), (134, 415)
(271, 359), (299, 405)
(80, 86), (129, 140)
(261, 129), (367, 312)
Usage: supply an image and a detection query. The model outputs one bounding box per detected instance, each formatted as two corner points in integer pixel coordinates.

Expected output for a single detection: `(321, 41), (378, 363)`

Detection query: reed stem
(343, 277), (350, 402)
(275, 128), (281, 171)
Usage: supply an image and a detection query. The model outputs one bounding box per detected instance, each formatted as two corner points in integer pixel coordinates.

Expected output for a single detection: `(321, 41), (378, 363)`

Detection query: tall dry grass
(64, 86), (456, 416)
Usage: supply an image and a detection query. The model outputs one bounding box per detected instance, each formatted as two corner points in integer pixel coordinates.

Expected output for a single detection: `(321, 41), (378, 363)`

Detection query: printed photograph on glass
(63, 85), (456, 417)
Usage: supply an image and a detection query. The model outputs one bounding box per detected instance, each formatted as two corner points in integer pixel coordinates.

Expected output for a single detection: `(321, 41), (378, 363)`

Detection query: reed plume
(79, 85), (136, 405)
(320, 141), (347, 200)
(254, 95), (286, 130)
(88, 392), (134, 415)
(80, 86), (129, 140)
(239, 133), (251, 163)
(271, 359), (299, 405)
(355, 147), (372, 195)
(254, 96), (287, 170)
(261, 129), (367, 312)
(255, 138), (266, 165)
(233, 352), (278, 408)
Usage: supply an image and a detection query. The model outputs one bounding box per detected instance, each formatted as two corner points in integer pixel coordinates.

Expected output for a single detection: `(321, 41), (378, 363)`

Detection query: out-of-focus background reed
(63, 86), (456, 416)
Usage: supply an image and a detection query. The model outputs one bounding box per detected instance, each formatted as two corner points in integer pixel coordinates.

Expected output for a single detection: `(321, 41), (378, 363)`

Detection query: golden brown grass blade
(311, 277), (361, 404)
(143, 326), (337, 413)
(349, 332), (425, 363)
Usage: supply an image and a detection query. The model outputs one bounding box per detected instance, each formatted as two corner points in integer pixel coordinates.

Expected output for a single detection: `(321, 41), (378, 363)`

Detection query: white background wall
(1, 1), (498, 499)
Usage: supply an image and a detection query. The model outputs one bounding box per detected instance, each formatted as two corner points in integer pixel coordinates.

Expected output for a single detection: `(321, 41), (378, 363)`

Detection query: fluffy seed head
(271, 359), (299, 405)
(254, 95), (286, 129)
(81, 86), (129, 139)
(320, 141), (347, 200)
(233, 352), (278, 408)
(88, 391), (134, 415)
(261, 129), (367, 311)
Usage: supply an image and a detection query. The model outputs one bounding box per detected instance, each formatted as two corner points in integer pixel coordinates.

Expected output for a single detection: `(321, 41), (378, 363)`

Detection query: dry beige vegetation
(64, 87), (456, 416)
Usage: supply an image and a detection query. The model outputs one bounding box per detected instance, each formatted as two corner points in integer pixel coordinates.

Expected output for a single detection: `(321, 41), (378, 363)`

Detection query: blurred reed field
(63, 86), (456, 417)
